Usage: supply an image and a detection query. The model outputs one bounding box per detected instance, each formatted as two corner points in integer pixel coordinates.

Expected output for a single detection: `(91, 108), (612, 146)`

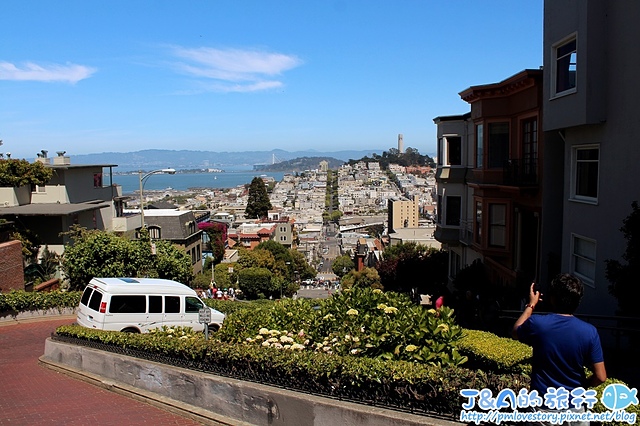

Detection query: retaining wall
(42, 338), (461, 426)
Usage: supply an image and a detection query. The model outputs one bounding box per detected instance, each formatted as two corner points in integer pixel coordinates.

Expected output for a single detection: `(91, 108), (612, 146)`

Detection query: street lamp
(139, 168), (176, 228)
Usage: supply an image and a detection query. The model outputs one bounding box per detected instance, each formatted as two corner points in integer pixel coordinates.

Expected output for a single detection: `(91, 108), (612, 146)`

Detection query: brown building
(458, 69), (544, 294)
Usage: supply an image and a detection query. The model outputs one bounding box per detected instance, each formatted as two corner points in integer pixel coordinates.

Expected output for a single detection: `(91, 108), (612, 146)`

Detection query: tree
(237, 267), (275, 299)
(340, 267), (382, 289)
(606, 201), (640, 317)
(376, 243), (448, 296)
(0, 159), (52, 187)
(244, 177), (272, 219)
(61, 227), (193, 290)
(332, 255), (355, 278)
(201, 222), (227, 264)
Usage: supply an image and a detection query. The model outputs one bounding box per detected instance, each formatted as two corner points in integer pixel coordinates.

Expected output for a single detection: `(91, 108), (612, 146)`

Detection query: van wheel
(121, 327), (140, 333)
(208, 324), (220, 332)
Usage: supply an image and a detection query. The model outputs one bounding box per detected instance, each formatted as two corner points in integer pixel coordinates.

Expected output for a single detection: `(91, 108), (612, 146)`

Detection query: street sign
(198, 308), (211, 324)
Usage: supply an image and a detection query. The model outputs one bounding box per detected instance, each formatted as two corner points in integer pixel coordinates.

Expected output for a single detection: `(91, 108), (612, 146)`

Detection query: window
(522, 118), (538, 178)
(571, 146), (599, 202)
(109, 295), (146, 314)
(88, 290), (103, 312)
(474, 201), (482, 244)
(149, 295), (162, 313)
(437, 138), (443, 166)
(571, 234), (596, 286)
(449, 251), (461, 280)
(488, 123), (509, 169)
(165, 296), (180, 313)
(554, 35), (577, 95)
(148, 226), (161, 239)
(437, 194), (443, 225)
(447, 136), (462, 166)
(187, 221), (196, 235)
(488, 203), (507, 248)
(80, 287), (93, 307)
(185, 296), (203, 313)
(445, 196), (461, 226)
(476, 124), (484, 168)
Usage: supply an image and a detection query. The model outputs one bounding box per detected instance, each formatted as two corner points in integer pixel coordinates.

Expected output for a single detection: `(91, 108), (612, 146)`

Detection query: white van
(76, 277), (226, 333)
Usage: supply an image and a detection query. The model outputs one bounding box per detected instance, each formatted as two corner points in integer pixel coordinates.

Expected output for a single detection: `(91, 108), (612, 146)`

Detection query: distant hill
(69, 149), (386, 172)
(256, 156), (344, 172)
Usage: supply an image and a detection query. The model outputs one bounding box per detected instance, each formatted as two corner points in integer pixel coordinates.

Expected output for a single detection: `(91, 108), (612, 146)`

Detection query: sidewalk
(0, 317), (205, 425)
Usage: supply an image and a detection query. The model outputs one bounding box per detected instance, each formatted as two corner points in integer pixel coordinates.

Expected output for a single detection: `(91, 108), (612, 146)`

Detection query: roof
(0, 201), (111, 216)
(47, 163), (118, 169)
(88, 277), (196, 295)
(143, 210), (200, 240)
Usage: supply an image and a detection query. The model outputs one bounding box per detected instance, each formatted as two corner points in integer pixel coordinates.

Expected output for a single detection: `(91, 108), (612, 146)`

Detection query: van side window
(165, 296), (180, 313)
(109, 295), (146, 313)
(185, 297), (203, 313)
(80, 287), (93, 306)
(88, 290), (103, 312)
(149, 295), (162, 313)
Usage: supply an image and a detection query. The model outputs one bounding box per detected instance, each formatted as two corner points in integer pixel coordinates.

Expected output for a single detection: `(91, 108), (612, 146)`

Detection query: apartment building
(387, 196), (418, 233)
(434, 70), (544, 307)
(433, 113), (482, 281)
(142, 210), (204, 276)
(0, 154), (129, 255)
(540, 0), (640, 315)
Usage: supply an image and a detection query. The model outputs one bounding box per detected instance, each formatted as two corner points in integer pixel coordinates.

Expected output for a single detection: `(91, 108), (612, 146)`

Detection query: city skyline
(2, 1), (542, 160)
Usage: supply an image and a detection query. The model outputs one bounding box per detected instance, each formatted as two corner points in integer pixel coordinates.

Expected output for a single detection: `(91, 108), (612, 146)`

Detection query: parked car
(76, 277), (225, 333)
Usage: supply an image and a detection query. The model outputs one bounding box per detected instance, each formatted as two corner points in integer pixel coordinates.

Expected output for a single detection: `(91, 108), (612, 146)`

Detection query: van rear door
(76, 286), (106, 329)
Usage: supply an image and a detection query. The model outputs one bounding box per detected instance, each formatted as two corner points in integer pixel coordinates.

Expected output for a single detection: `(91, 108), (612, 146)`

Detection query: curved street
(0, 317), (203, 425)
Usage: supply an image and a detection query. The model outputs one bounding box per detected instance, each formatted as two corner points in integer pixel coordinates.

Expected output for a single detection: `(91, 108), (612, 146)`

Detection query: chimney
(36, 150), (51, 165)
(53, 151), (70, 166)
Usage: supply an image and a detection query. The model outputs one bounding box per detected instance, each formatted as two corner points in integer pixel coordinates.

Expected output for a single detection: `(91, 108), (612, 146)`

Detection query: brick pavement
(0, 317), (204, 425)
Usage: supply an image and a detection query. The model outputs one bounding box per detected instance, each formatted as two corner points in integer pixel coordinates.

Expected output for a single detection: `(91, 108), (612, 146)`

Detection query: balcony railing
(503, 158), (538, 186)
(459, 219), (474, 246)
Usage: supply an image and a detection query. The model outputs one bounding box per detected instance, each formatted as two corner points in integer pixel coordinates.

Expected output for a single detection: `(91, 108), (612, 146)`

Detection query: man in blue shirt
(513, 274), (607, 404)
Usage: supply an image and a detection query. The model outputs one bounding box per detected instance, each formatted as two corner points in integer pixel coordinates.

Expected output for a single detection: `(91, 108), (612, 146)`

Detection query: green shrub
(217, 287), (467, 367)
(457, 329), (532, 375)
(591, 378), (640, 426)
(54, 324), (528, 417)
(0, 290), (81, 313)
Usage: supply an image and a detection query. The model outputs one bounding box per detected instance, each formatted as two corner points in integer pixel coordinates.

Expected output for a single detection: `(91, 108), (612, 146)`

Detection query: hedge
(0, 290), (81, 313)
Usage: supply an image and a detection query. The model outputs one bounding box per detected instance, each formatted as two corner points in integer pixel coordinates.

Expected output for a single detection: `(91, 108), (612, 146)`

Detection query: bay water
(111, 171), (286, 194)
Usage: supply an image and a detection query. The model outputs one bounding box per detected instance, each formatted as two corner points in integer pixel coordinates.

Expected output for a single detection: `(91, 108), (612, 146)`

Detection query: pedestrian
(512, 273), (606, 419)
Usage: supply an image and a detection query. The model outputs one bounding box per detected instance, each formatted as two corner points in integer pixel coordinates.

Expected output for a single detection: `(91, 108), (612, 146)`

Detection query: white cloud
(169, 46), (302, 93)
(0, 61), (96, 84)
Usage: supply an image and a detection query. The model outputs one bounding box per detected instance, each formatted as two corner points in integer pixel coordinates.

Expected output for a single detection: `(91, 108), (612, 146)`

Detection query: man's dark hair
(549, 273), (583, 314)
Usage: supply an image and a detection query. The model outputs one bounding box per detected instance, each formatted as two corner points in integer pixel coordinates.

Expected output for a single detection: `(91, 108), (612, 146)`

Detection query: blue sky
(1, 1), (543, 159)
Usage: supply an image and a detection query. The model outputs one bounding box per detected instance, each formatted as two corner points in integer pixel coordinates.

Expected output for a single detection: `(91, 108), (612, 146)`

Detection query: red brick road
(0, 317), (204, 425)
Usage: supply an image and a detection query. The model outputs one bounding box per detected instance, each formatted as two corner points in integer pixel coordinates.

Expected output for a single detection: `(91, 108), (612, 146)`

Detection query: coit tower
(398, 134), (404, 153)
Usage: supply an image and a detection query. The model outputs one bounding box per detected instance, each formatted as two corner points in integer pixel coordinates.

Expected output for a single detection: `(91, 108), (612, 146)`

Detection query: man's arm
(512, 282), (542, 340)
(585, 362), (607, 388)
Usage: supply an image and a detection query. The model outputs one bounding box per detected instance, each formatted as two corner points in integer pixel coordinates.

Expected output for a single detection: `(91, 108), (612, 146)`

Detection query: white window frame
(570, 144), (599, 204)
(551, 33), (578, 98)
(570, 233), (596, 288)
(148, 226), (161, 240)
